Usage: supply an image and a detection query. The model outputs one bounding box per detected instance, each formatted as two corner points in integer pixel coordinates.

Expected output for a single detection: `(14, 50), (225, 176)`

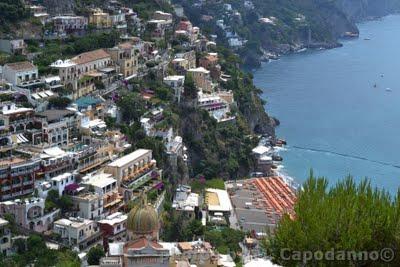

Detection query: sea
(253, 15), (400, 194)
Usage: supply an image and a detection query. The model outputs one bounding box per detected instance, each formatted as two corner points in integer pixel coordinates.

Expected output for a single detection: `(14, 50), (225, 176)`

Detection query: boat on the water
(296, 48), (307, 53)
(276, 139), (287, 146)
(386, 88), (392, 92)
(272, 155), (283, 161)
(364, 38), (371, 40)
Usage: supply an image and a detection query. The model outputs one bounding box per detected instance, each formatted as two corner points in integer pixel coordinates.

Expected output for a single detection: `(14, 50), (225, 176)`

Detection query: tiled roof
(5, 61), (36, 71)
(178, 242), (192, 251)
(118, 42), (133, 49)
(124, 238), (163, 250)
(72, 49), (110, 65)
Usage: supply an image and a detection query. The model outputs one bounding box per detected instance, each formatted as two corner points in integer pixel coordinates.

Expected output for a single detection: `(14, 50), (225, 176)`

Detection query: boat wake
(291, 145), (400, 169)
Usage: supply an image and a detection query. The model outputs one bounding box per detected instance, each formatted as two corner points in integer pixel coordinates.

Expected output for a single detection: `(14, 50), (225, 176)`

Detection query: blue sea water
(253, 15), (400, 193)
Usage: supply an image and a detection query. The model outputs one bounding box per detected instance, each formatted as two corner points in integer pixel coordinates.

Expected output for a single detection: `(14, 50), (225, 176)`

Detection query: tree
(183, 219), (205, 240)
(3, 213), (17, 233)
(45, 189), (73, 213)
(27, 234), (47, 251)
(268, 174), (400, 266)
(59, 195), (73, 213)
(87, 245), (105, 265)
(183, 74), (198, 100)
(226, 156), (239, 179)
(117, 92), (145, 123)
(48, 97), (72, 109)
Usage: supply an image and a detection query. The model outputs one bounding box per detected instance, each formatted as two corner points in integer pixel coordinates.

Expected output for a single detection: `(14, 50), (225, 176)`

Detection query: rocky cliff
(43, 0), (75, 15)
(335, 0), (400, 21)
(177, 0), (400, 67)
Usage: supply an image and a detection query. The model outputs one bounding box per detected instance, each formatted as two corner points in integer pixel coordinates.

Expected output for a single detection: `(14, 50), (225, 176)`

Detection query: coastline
(252, 14), (400, 193)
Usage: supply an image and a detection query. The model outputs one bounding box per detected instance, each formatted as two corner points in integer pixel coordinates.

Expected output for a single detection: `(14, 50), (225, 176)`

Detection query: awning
(32, 93), (41, 100)
(124, 73), (137, 81)
(99, 67), (115, 73)
(12, 134), (28, 144)
(45, 90), (54, 96)
(86, 71), (103, 77)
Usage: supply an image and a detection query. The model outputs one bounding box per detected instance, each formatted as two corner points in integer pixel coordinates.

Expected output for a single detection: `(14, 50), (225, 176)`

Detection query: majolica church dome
(127, 198), (159, 240)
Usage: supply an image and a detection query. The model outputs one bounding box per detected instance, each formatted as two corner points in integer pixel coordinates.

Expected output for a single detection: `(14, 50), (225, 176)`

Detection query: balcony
(123, 162), (155, 182)
(123, 166), (161, 190)
(23, 180), (34, 186)
(78, 156), (109, 173)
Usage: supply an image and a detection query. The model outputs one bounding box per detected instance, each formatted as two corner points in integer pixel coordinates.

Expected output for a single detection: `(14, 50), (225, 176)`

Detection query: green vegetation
(29, 31), (120, 75)
(0, 0), (29, 29)
(87, 245), (105, 265)
(177, 0), (359, 67)
(162, 213), (205, 241)
(117, 92), (146, 123)
(48, 97), (72, 109)
(191, 178), (225, 192)
(205, 227), (244, 254)
(121, 0), (174, 20)
(45, 189), (73, 213)
(0, 234), (80, 266)
(266, 174), (400, 266)
(183, 74), (197, 100)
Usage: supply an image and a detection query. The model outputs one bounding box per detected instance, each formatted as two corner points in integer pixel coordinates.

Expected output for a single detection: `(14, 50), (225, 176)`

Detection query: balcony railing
(124, 168), (160, 190)
(123, 162), (155, 182)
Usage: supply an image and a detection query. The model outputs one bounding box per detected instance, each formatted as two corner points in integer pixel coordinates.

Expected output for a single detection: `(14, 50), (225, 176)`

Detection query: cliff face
(241, 91), (276, 137)
(178, 0), (399, 67)
(43, 0), (75, 15)
(335, 0), (400, 21)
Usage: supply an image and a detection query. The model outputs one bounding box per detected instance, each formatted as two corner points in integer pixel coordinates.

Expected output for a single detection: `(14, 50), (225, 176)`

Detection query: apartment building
(152, 11), (173, 22)
(81, 172), (123, 214)
(2, 61), (41, 89)
(53, 217), (101, 249)
(163, 75), (185, 102)
(105, 149), (163, 201)
(0, 218), (12, 256)
(89, 8), (112, 28)
(74, 137), (113, 174)
(89, 8), (127, 30)
(50, 172), (76, 196)
(0, 157), (41, 201)
(187, 67), (213, 93)
(52, 16), (88, 34)
(51, 49), (116, 99)
(35, 109), (78, 147)
(105, 149), (153, 186)
(198, 53), (221, 80)
(0, 39), (27, 55)
(108, 42), (138, 78)
(197, 91), (235, 122)
(70, 191), (104, 220)
(0, 198), (60, 232)
(38, 147), (77, 180)
(0, 101), (35, 139)
(98, 212), (128, 242)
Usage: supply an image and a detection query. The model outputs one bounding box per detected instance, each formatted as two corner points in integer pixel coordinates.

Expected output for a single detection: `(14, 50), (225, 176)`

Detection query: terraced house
(105, 149), (163, 202)
(0, 157), (41, 201)
(51, 49), (118, 99)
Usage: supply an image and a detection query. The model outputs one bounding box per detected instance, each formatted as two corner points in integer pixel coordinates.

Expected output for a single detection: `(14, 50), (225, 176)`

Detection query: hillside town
(0, 0), (296, 266)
